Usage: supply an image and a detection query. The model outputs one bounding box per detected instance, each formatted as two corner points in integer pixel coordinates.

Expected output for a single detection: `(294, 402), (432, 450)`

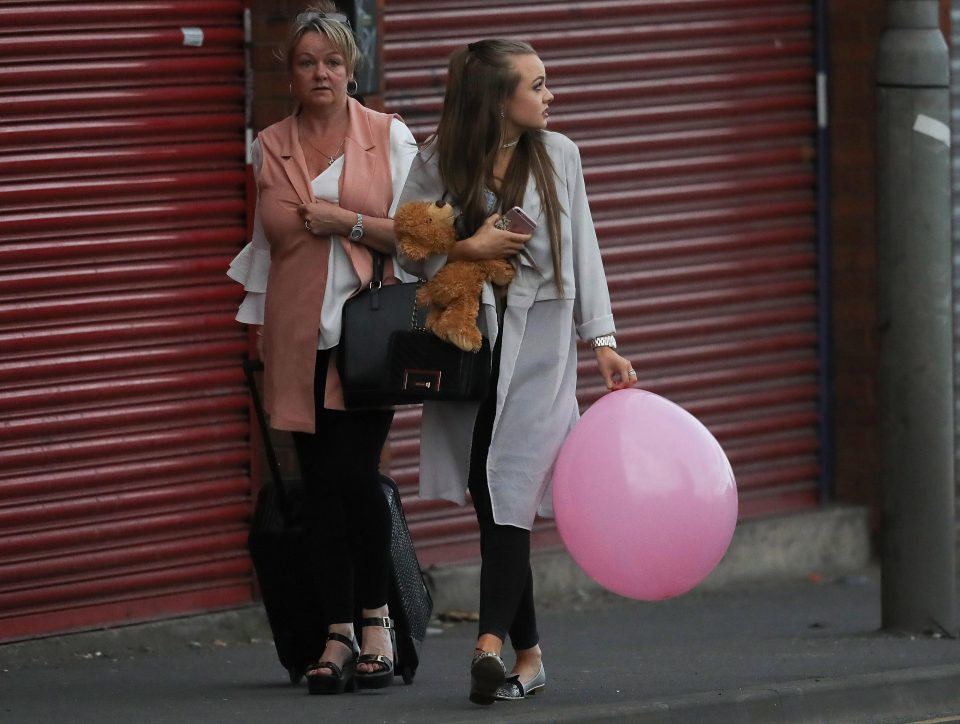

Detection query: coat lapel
(278, 115), (316, 206)
(339, 98), (388, 283)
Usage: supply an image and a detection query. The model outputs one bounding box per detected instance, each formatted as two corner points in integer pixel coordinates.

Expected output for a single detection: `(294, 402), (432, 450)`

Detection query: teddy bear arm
(397, 239), (431, 262)
(485, 259), (516, 286)
(432, 293), (483, 353)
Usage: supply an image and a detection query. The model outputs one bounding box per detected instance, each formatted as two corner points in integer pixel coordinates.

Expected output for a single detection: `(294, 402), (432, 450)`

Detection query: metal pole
(877, 0), (957, 635)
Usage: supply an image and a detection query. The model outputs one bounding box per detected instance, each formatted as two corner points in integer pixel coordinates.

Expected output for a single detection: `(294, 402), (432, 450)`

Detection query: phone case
(495, 206), (537, 234)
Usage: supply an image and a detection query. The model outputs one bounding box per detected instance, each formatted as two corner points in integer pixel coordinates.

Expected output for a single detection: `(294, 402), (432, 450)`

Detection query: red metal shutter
(0, 1), (251, 640)
(383, 0), (820, 567)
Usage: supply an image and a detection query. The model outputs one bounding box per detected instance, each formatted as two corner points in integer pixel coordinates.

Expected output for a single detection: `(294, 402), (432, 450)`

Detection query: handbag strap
(372, 251), (385, 284)
(369, 252), (385, 310)
(370, 251), (424, 331)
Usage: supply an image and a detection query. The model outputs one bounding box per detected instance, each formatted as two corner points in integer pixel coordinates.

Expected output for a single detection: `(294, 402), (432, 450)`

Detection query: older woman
(227, 3), (416, 694)
(397, 39), (636, 705)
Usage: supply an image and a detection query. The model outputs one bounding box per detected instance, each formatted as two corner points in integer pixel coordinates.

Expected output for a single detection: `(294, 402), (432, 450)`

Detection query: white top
(226, 118), (418, 348)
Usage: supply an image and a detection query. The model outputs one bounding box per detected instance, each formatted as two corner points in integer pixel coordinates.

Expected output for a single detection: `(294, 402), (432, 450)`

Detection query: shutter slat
(0, 450), (249, 503)
(0, 558), (252, 616)
(0, 478), (248, 530)
(0, 532), (249, 588)
(0, 504), (251, 559)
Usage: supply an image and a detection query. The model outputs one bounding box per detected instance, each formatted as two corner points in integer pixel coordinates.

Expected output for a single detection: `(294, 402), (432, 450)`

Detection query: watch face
(349, 228), (362, 240)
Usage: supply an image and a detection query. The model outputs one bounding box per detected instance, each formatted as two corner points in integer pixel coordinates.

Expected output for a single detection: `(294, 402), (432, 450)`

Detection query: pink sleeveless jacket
(256, 98), (397, 432)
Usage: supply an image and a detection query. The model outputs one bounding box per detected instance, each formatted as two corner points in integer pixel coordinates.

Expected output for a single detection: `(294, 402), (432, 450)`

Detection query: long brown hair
(433, 39), (564, 293)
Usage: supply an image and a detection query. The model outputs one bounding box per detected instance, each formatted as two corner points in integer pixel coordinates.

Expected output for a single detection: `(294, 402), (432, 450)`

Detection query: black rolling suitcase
(378, 473), (431, 684)
(243, 359), (433, 685)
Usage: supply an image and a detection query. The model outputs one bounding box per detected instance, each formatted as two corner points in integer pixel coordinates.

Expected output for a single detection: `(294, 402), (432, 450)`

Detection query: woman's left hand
(595, 347), (637, 391)
(298, 199), (350, 237)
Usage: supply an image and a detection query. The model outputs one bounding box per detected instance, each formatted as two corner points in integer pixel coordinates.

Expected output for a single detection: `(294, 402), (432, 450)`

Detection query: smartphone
(494, 206), (539, 272)
(495, 206), (537, 235)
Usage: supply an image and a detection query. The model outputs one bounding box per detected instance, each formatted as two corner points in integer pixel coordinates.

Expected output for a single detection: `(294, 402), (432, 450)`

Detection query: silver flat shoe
(495, 662), (546, 701)
(469, 650), (506, 705)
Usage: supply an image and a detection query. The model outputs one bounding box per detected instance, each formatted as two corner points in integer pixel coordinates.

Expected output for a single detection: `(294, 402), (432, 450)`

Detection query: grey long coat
(397, 131), (616, 530)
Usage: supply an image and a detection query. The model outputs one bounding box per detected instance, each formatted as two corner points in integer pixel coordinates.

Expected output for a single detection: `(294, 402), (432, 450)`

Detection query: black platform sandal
(306, 632), (358, 695)
(354, 616), (397, 690)
(469, 649), (506, 705)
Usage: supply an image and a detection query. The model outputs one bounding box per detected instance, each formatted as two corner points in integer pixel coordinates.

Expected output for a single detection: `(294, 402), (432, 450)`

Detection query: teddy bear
(394, 200), (515, 353)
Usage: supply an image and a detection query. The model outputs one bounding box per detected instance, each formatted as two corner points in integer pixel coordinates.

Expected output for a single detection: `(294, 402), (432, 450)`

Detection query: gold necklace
(300, 130), (346, 166)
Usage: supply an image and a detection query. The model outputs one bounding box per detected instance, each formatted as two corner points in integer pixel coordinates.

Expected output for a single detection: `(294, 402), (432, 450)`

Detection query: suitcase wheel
(288, 666), (305, 685)
(401, 666), (415, 685)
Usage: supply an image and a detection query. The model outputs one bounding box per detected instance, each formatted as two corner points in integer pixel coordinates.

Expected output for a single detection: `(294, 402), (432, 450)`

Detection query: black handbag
(337, 253), (492, 408)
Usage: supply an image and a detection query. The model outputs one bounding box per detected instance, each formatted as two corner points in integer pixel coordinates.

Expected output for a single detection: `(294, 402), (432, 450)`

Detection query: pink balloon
(552, 388), (737, 600)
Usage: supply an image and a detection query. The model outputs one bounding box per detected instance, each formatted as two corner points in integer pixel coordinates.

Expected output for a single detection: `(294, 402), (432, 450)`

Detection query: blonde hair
(281, 2), (362, 75)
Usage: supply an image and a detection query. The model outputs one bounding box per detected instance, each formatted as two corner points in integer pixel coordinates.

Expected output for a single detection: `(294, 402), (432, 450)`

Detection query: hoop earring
(347, 78), (359, 96)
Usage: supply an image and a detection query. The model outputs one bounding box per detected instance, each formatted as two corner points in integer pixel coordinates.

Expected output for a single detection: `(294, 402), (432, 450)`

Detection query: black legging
(292, 348), (394, 624)
(467, 339), (539, 651)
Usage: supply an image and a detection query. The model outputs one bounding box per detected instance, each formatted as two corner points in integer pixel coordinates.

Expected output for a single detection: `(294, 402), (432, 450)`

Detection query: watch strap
(349, 212), (364, 240)
(591, 334), (617, 349)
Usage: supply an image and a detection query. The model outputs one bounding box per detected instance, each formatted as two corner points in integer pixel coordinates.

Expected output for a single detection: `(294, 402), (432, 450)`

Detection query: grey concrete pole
(877, 0), (957, 635)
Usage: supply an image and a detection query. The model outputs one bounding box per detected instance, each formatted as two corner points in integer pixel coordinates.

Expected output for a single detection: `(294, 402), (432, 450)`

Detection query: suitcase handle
(243, 358), (295, 523)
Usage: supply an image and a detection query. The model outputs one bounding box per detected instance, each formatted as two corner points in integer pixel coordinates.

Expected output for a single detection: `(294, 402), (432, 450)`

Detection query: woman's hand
(449, 213), (531, 262)
(298, 199), (351, 237)
(595, 347), (637, 391)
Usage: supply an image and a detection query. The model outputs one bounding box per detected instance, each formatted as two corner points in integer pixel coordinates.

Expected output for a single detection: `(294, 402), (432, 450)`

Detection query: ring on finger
(628, 369), (637, 377)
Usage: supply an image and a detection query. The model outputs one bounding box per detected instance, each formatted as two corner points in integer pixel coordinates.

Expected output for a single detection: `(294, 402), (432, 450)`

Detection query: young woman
(227, 3), (417, 694)
(397, 39), (636, 704)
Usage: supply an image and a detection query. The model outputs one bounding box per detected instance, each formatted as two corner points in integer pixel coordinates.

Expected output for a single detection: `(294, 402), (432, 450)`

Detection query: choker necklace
(501, 138), (519, 149)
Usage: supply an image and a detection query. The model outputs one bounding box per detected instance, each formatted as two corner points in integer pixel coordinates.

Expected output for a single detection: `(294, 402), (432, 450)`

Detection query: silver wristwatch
(591, 334), (617, 349)
(348, 213), (364, 241)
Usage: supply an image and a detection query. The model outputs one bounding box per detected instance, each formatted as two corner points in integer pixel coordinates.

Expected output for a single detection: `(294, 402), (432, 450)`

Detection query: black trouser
(467, 340), (539, 651)
(292, 348), (394, 624)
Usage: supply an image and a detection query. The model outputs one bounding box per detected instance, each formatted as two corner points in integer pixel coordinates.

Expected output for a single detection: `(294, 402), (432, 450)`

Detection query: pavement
(1, 568), (960, 723)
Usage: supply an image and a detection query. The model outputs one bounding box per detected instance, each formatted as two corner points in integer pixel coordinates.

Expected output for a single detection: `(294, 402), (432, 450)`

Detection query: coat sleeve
(394, 146), (449, 281)
(387, 119), (419, 217)
(565, 139), (616, 340)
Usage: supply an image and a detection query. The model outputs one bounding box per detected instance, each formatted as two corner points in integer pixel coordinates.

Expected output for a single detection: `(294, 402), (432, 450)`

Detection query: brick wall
(828, 2), (886, 517)
(250, 0), (306, 132)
